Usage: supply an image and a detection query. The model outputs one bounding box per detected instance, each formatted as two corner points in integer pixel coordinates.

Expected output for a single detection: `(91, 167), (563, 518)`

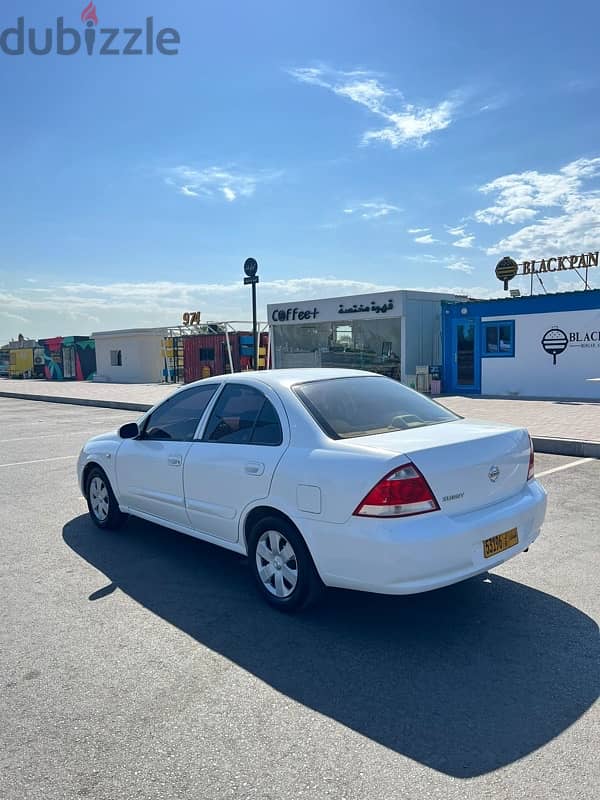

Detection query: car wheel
(85, 467), (126, 530)
(248, 515), (324, 612)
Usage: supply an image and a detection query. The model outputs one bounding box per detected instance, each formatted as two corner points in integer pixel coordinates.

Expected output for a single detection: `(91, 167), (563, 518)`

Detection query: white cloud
(408, 227), (429, 234)
(363, 101), (455, 149)
(446, 225), (465, 236)
(476, 156), (600, 257)
(452, 234), (475, 248)
(1, 276), (509, 341)
(165, 165), (279, 202)
(179, 186), (199, 198)
(0, 311), (30, 323)
(476, 157), (600, 225)
(444, 261), (475, 273)
(288, 66), (458, 148)
(414, 233), (439, 244)
(344, 202), (401, 219)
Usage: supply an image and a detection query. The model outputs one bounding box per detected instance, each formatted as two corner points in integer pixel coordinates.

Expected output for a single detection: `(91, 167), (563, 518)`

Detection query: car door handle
(167, 455), (182, 467)
(244, 462), (265, 476)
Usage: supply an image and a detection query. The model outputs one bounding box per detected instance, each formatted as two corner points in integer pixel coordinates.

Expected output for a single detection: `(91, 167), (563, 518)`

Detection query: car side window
(203, 384), (283, 446)
(251, 397), (283, 445)
(143, 385), (219, 441)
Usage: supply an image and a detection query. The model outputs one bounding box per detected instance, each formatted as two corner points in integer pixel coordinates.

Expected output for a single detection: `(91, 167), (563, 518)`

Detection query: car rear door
(183, 383), (289, 542)
(116, 383), (219, 526)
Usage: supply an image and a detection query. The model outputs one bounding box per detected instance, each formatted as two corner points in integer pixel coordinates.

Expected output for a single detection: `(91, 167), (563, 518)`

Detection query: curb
(2, 390), (599, 458)
(531, 436), (600, 459)
(0, 391), (151, 413)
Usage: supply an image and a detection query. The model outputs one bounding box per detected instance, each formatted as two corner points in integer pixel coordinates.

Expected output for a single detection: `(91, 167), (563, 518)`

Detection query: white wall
(482, 308), (600, 399)
(94, 334), (164, 383)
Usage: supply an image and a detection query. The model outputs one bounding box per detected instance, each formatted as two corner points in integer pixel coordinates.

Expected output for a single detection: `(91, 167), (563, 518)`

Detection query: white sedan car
(78, 369), (547, 612)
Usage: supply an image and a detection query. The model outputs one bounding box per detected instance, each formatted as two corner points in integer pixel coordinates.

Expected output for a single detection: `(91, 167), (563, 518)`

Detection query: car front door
(183, 383), (288, 542)
(116, 383), (220, 526)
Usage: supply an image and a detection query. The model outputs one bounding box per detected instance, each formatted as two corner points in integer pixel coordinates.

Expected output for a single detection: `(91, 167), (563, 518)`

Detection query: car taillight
(354, 462), (440, 518)
(528, 437), (535, 481)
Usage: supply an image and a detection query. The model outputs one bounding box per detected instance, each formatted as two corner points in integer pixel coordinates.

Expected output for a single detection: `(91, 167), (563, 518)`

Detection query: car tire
(85, 466), (126, 531)
(248, 515), (324, 613)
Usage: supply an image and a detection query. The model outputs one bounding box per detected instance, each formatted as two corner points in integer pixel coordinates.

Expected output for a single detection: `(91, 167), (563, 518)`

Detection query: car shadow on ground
(63, 514), (599, 779)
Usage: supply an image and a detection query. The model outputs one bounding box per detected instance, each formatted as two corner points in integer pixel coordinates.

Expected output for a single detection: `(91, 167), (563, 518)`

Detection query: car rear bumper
(304, 480), (547, 595)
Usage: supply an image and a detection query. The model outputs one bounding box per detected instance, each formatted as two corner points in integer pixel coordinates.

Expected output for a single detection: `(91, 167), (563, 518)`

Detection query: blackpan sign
(520, 251), (599, 275)
(541, 326), (600, 365)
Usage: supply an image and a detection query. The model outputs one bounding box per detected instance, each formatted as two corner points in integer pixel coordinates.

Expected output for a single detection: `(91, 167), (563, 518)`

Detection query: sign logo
(541, 328), (568, 365)
(81, 3), (98, 26)
(541, 326), (600, 363)
(0, 5), (180, 56)
(488, 466), (500, 482)
(495, 256), (518, 290)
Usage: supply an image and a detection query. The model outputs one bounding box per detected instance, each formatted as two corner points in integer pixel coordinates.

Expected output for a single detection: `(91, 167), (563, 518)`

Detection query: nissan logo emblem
(488, 466), (500, 482)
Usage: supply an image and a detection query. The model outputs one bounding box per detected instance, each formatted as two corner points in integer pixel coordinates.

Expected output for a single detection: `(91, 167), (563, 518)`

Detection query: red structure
(182, 332), (268, 383)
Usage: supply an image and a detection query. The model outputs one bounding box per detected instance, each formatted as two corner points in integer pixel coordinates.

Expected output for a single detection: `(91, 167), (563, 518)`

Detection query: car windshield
(293, 376), (459, 439)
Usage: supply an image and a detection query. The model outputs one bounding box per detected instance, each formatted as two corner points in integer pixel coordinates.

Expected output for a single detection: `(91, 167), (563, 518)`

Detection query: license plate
(483, 528), (519, 559)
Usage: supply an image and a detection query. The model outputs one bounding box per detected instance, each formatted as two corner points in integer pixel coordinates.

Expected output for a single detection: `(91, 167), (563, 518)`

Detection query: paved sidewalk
(1, 378), (599, 455)
(0, 379), (172, 412)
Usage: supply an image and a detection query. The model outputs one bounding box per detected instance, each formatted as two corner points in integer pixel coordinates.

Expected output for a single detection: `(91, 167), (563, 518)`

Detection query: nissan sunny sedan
(77, 369), (547, 612)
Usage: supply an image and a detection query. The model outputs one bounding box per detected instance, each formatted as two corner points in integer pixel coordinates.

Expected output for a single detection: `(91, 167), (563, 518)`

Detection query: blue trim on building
(443, 289), (600, 320)
(441, 290), (600, 393)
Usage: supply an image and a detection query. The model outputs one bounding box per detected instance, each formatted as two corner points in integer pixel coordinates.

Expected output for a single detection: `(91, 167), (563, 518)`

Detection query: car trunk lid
(346, 419), (531, 516)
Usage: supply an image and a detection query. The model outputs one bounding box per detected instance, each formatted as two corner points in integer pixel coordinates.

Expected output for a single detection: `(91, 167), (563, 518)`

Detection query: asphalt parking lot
(1, 398), (598, 800)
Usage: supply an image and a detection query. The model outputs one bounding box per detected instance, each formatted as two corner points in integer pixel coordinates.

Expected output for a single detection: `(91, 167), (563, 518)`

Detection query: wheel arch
(242, 505), (297, 551)
(82, 460), (103, 489)
(242, 506), (323, 575)
(82, 460), (113, 495)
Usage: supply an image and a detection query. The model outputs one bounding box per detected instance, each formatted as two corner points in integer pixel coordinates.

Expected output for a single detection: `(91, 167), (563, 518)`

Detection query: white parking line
(0, 430), (110, 443)
(536, 458), (594, 478)
(0, 455), (76, 468)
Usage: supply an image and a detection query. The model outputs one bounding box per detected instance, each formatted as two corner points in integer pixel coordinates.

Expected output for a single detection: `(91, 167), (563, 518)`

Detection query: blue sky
(1, 0), (599, 340)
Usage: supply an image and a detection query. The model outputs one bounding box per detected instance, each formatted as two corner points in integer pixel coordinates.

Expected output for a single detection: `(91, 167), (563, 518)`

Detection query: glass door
(452, 319), (480, 391)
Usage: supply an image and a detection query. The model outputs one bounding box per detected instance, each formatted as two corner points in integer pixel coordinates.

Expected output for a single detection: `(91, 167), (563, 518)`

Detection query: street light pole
(251, 279), (258, 370)
(243, 257), (259, 370)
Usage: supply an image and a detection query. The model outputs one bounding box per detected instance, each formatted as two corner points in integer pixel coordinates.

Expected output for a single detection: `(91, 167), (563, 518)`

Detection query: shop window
(199, 347), (215, 361)
(110, 349), (122, 367)
(482, 321), (515, 357)
(334, 325), (353, 348)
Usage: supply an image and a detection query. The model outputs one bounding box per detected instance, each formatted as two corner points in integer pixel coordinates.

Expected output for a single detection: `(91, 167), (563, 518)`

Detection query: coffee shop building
(441, 289), (600, 399)
(267, 289), (462, 388)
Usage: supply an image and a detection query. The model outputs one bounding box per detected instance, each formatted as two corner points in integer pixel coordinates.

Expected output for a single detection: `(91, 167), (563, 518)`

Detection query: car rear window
(293, 376), (458, 439)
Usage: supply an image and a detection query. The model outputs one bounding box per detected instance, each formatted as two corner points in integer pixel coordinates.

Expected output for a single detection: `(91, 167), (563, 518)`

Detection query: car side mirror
(119, 422), (140, 439)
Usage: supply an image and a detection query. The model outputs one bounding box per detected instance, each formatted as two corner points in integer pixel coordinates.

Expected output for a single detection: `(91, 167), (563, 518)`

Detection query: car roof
(183, 368), (379, 392)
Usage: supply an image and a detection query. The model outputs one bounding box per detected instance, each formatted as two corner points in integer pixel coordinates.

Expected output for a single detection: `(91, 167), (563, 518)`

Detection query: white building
(92, 327), (169, 383)
(441, 290), (600, 399)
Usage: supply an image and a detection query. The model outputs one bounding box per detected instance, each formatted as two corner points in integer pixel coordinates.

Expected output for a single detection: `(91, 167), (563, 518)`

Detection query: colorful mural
(38, 337), (96, 381)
